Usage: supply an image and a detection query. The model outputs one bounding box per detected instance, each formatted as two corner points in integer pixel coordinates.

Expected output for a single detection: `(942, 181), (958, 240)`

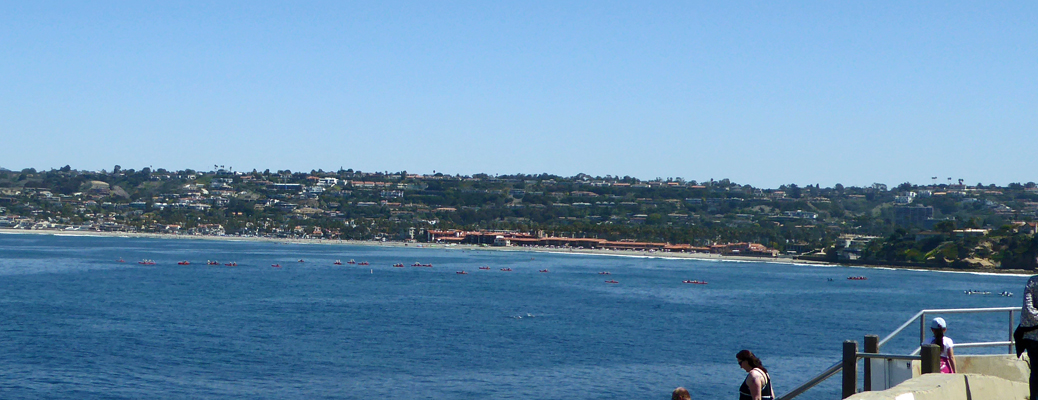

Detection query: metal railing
(891, 307), (1018, 355)
(778, 307), (1019, 400)
(778, 361), (843, 400)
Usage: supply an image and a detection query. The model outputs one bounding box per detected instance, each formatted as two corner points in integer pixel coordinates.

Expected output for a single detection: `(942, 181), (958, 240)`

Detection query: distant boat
(224, 262), (237, 266)
(138, 260), (156, 265)
(500, 268), (513, 272)
(117, 258), (125, 263)
(334, 260), (343, 265)
(478, 266), (490, 270)
(683, 280), (708, 285)
(456, 271), (468, 275)
(271, 264), (282, 268)
(347, 259), (356, 264)
(539, 269), (549, 273)
(358, 261), (370, 266)
(392, 263), (404, 268)
(207, 260), (219, 265)
(298, 259), (305, 263)
(598, 272), (611, 275)
(177, 261), (190, 265)
(605, 280), (619, 284)
(847, 276), (867, 280)
(412, 262), (433, 267)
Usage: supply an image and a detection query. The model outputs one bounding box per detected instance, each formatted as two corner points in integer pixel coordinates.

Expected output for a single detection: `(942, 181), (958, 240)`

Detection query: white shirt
(926, 336), (954, 358)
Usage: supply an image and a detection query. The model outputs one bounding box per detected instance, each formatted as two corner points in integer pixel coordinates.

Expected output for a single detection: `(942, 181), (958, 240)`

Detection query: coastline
(1, 228), (1030, 276)
(0, 227), (826, 265)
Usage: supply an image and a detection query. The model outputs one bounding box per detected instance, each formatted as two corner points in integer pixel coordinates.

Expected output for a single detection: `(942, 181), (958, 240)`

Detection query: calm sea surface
(0, 233), (1026, 399)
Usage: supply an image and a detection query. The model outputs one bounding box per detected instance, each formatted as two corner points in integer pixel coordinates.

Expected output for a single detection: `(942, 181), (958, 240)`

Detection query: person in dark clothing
(1018, 275), (1038, 400)
(736, 349), (774, 400)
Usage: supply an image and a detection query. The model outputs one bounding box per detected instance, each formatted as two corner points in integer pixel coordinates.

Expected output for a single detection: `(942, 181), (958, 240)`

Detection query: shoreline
(0, 227), (828, 265)
(1, 228), (1031, 277)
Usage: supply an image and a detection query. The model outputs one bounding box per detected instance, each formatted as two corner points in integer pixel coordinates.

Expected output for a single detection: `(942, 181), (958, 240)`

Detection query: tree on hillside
(997, 234), (1038, 270)
(934, 220), (956, 234)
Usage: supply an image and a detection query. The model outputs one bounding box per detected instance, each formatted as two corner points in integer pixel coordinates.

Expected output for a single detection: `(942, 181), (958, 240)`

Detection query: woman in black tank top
(737, 350), (774, 400)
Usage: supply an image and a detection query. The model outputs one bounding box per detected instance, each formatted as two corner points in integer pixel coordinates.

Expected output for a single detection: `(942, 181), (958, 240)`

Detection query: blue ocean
(0, 233), (1026, 399)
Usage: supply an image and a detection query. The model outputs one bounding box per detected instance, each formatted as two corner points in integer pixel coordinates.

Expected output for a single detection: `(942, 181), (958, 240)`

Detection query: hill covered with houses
(2, 166), (1036, 270)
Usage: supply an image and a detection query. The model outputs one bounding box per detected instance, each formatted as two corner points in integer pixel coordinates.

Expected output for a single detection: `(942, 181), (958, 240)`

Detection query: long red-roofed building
(425, 229), (773, 256)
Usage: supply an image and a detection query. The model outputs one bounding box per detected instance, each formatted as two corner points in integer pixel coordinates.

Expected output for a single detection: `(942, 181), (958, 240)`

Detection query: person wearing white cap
(926, 317), (955, 373)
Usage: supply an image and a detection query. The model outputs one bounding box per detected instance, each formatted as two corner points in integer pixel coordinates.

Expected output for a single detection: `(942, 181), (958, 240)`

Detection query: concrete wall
(849, 354), (1030, 400)
(903, 354), (1029, 382)
(846, 373), (1028, 400)
(957, 354), (1030, 383)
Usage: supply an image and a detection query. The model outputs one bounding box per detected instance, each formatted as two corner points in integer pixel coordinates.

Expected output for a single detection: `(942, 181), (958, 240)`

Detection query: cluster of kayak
(334, 259), (370, 265)
(130, 259), (239, 266)
(446, 268), (709, 285)
(121, 258), (712, 286)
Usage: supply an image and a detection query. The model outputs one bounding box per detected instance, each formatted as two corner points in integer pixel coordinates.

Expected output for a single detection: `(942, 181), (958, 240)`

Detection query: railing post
(1010, 309), (1016, 354)
(920, 344), (941, 374)
(863, 335), (879, 391)
(843, 340), (858, 398)
(919, 313), (926, 350)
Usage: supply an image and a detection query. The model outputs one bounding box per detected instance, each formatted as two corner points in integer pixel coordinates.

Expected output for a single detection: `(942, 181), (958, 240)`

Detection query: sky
(2, 1), (1036, 188)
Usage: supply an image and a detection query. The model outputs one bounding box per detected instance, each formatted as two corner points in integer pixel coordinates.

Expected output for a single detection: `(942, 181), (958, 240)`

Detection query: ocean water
(0, 233), (1026, 399)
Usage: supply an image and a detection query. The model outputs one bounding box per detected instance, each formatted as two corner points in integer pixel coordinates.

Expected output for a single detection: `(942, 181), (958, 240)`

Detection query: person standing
(927, 317), (956, 373)
(1018, 275), (1038, 400)
(736, 350), (775, 400)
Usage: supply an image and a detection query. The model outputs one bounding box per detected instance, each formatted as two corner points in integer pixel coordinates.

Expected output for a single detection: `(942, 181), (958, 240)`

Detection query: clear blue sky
(2, 1), (1035, 188)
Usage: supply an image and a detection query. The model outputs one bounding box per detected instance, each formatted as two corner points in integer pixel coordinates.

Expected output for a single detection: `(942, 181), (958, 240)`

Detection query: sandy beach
(0, 227), (821, 263)
(2, 227), (1030, 276)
